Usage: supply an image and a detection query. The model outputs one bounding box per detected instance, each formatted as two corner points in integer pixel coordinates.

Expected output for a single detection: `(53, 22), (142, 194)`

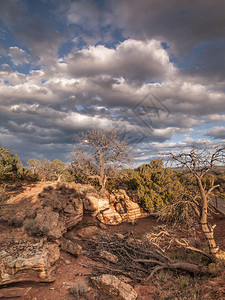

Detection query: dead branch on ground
(143, 225), (214, 261)
(82, 230), (211, 282)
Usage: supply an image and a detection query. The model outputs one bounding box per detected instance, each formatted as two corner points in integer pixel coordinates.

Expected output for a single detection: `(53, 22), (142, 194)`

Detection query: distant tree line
(1, 131), (225, 257)
(0, 148), (73, 182)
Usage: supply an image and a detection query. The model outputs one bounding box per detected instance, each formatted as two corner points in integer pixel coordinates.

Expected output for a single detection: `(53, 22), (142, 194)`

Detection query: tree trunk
(197, 177), (218, 254)
(99, 152), (105, 189)
(167, 261), (209, 275)
(57, 174), (62, 182)
(32, 166), (35, 176)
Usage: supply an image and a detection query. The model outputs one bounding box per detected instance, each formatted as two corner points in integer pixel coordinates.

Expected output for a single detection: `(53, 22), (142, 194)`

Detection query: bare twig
(82, 231), (211, 282)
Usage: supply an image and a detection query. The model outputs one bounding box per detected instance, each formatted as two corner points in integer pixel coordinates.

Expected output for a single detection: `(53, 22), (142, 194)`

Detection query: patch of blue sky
(0, 24), (17, 48)
(0, 52), (32, 74)
(13, 63), (32, 75)
(177, 40), (225, 69)
(169, 133), (188, 143)
(0, 56), (11, 68)
(161, 42), (170, 50)
(198, 116), (225, 128)
(168, 53), (181, 68)
(66, 22), (126, 50)
(103, 27), (126, 48)
(6, 60), (30, 75)
(186, 121), (225, 141)
(58, 39), (75, 58)
(186, 131), (205, 142)
(26, 0), (57, 23)
(75, 105), (84, 112)
(168, 40), (225, 71)
(146, 79), (163, 85)
(30, 64), (41, 71)
(94, 0), (109, 8)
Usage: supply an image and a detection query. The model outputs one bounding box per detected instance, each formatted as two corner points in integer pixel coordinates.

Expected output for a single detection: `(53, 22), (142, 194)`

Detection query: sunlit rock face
(83, 188), (148, 225)
(91, 274), (137, 300)
(0, 241), (60, 285)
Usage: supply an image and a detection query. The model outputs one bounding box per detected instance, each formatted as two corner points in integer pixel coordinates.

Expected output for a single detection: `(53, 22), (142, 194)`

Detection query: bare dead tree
(73, 129), (132, 190)
(166, 144), (225, 255)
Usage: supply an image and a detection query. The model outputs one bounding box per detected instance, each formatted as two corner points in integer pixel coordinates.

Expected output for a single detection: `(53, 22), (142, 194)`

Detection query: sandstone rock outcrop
(83, 193), (109, 217)
(97, 206), (123, 225)
(33, 207), (67, 240)
(79, 185), (147, 225)
(92, 189), (148, 225)
(91, 274), (137, 300)
(0, 241), (60, 286)
(23, 184), (84, 238)
(63, 197), (83, 229)
(21, 183), (146, 228)
(41, 184), (84, 231)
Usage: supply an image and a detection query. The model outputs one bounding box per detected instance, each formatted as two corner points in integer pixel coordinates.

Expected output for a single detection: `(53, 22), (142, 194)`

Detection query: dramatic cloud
(206, 127), (225, 140)
(8, 47), (30, 66)
(112, 0), (225, 52)
(0, 0), (224, 165)
(66, 39), (176, 82)
(0, 0), (64, 63)
(68, 0), (102, 27)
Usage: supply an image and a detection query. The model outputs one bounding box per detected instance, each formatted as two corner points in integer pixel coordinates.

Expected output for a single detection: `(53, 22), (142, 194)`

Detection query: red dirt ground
(0, 182), (225, 300)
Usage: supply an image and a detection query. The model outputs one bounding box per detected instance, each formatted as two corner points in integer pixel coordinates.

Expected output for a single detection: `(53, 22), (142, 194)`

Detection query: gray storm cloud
(0, 0), (224, 164)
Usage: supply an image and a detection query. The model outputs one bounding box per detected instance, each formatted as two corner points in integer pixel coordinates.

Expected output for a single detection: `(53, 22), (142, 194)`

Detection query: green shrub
(121, 160), (183, 213)
(0, 147), (22, 181)
(105, 178), (117, 192)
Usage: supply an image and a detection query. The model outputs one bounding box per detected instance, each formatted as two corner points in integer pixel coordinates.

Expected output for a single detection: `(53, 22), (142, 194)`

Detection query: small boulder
(68, 279), (89, 298)
(91, 274), (137, 300)
(34, 207), (66, 239)
(100, 251), (118, 264)
(77, 226), (102, 239)
(45, 243), (60, 266)
(61, 239), (82, 257)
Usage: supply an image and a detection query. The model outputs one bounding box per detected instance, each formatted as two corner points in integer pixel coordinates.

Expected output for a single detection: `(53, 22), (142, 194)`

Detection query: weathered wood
(83, 231), (211, 282)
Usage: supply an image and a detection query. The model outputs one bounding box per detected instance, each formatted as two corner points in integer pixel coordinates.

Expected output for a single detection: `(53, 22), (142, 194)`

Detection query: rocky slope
(0, 182), (148, 298)
(0, 181), (224, 299)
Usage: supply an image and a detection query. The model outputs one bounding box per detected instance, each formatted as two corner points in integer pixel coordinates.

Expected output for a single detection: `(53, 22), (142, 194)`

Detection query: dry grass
(8, 215), (24, 227)
(69, 281), (89, 298)
(24, 219), (49, 237)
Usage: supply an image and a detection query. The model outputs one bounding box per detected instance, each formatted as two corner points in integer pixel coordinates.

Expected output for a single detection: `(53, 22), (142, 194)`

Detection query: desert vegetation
(0, 132), (225, 299)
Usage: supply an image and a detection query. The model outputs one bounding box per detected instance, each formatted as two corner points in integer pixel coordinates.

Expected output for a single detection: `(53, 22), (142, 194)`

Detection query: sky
(0, 0), (225, 166)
